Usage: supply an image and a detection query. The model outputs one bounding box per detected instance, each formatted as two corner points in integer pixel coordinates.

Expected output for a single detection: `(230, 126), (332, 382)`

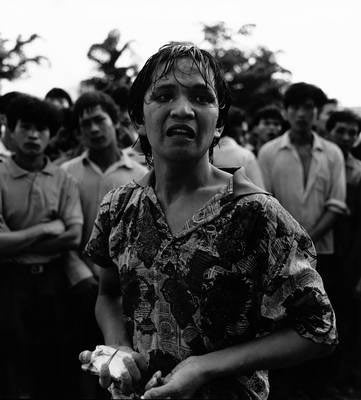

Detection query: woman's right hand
(79, 345), (148, 395)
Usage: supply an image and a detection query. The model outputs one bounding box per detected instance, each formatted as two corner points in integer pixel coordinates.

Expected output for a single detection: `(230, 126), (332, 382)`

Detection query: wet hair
(73, 90), (119, 128)
(284, 82), (328, 111)
(6, 93), (61, 136)
(252, 105), (284, 127)
(128, 42), (231, 165)
(221, 106), (247, 138)
(45, 87), (73, 107)
(326, 110), (361, 133)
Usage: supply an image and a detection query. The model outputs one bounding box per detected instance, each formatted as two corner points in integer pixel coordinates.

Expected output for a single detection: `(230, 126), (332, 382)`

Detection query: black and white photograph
(1, 0), (360, 399)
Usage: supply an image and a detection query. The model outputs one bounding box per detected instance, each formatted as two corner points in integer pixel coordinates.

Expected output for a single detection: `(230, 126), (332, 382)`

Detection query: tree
(85, 29), (138, 92)
(201, 22), (291, 115)
(0, 33), (48, 83)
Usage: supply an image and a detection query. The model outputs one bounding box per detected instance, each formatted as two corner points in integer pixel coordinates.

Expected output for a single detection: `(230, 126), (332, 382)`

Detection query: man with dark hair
(326, 110), (361, 390)
(62, 90), (147, 398)
(258, 82), (347, 396)
(45, 87), (73, 109)
(213, 105), (264, 187)
(317, 98), (339, 136)
(0, 92), (22, 158)
(259, 82), (346, 258)
(0, 94), (83, 398)
(250, 105), (285, 154)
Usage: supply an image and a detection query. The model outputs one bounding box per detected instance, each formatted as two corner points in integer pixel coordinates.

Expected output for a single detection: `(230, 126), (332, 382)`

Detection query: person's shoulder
(318, 135), (343, 157)
(258, 134), (285, 156)
(235, 144), (257, 160)
(60, 154), (85, 171)
(235, 192), (303, 232)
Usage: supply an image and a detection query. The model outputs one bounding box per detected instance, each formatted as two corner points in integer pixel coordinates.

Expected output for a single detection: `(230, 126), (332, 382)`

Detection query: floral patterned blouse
(85, 169), (337, 400)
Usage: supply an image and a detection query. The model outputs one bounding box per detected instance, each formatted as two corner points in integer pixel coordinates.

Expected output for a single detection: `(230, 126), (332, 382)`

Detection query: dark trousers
(0, 259), (68, 399)
(269, 254), (339, 399)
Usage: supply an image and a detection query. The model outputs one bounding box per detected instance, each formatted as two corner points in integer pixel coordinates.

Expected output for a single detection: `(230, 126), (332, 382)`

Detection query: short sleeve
(260, 199), (337, 345)
(84, 190), (115, 268)
(59, 173), (84, 227)
(325, 144), (347, 214)
(257, 144), (273, 193)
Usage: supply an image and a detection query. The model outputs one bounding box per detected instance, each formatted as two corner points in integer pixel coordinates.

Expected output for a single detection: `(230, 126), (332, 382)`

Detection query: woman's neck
(153, 157), (212, 204)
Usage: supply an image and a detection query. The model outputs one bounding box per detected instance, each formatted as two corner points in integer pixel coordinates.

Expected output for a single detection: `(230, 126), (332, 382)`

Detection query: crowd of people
(0, 42), (360, 400)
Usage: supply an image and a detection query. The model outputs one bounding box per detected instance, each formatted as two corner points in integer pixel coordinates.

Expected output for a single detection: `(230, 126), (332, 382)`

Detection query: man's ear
(214, 126), (223, 138)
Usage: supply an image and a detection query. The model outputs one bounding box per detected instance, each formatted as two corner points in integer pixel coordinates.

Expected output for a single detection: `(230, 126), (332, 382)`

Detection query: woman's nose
(170, 96), (195, 119)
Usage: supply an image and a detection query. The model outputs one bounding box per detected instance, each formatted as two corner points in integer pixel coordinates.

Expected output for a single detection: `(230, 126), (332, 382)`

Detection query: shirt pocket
(313, 174), (329, 194)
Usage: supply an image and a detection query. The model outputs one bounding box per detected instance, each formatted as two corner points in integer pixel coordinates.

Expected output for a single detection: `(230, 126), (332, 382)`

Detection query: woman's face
(140, 57), (221, 165)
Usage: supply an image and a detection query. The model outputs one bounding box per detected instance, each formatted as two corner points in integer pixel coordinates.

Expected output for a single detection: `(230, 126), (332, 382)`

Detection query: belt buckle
(30, 264), (44, 274)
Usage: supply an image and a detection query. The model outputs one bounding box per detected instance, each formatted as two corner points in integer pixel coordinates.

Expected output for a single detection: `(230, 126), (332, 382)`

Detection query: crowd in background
(0, 75), (360, 400)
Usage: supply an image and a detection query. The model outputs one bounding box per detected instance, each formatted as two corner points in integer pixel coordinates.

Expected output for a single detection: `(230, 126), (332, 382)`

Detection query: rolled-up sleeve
(325, 145), (347, 215)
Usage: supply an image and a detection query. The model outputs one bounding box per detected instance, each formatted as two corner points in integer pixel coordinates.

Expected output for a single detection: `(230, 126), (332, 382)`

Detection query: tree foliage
(84, 29), (138, 92)
(0, 33), (48, 82)
(201, 22), (291, 114)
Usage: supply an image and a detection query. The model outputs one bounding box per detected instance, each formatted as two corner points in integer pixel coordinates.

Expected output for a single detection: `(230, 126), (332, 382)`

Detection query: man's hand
(79, 345), (148, 395)
(41, 219), (66, 236)
(142, 356), (207, 399)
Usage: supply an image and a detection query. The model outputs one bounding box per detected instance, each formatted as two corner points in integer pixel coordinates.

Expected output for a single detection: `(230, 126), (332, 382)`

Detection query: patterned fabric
(85, 171), (337, 400)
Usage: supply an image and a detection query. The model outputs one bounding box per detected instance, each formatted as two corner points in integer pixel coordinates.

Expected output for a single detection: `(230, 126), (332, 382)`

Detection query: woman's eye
(156, 94), (172, 102)
(150, 92), (172, 102)
(194, 93), (215, 104)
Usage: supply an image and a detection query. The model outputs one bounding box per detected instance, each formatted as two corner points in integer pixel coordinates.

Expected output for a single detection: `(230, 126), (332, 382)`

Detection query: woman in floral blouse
(82, 42), (337, 399)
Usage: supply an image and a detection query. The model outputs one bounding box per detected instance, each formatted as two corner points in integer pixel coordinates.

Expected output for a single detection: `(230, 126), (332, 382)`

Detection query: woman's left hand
(142, 356), (207, 399)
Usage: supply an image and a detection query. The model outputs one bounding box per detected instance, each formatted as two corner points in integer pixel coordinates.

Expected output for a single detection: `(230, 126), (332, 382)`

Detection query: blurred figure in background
(259, 82), (347, 398)
(0, 94), (83, 399)
(0, 91), (22, 158)
(326, 110), (361, 393)
(316, 98), (338, 137)
(61, 90), (147, 398)
(45, 87), (73, 110)
(44, 88), (82, 164)
(213, 105), (264, 187)
(249, 105), (285, 155)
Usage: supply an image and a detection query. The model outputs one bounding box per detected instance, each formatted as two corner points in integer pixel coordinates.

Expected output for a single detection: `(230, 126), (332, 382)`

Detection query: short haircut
(73, 91), (119, 127)
(325, 110), (361, 132)
(252, 105), (284, 127)
(222, 106), (246, 138)
(284, 82), (328, 110)
(107, 85), (130, 110)
(6, 93), (61, 136)
(128, 42), (231, 164)
(0, 91), (22, 115)
(45, 87), (73, 106)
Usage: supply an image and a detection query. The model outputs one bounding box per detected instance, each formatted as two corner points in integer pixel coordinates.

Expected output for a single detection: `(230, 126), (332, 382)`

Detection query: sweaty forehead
(150, 57), (216, 89)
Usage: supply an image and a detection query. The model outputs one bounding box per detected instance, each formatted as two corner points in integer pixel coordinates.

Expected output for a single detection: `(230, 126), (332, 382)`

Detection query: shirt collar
(8, 156), (56, 178)
(281, 130), (323, 151)
(81, 149), (134, 170)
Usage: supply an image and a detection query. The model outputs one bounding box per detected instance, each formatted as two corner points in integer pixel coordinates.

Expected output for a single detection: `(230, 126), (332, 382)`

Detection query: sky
(1, 0), (361, 108)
